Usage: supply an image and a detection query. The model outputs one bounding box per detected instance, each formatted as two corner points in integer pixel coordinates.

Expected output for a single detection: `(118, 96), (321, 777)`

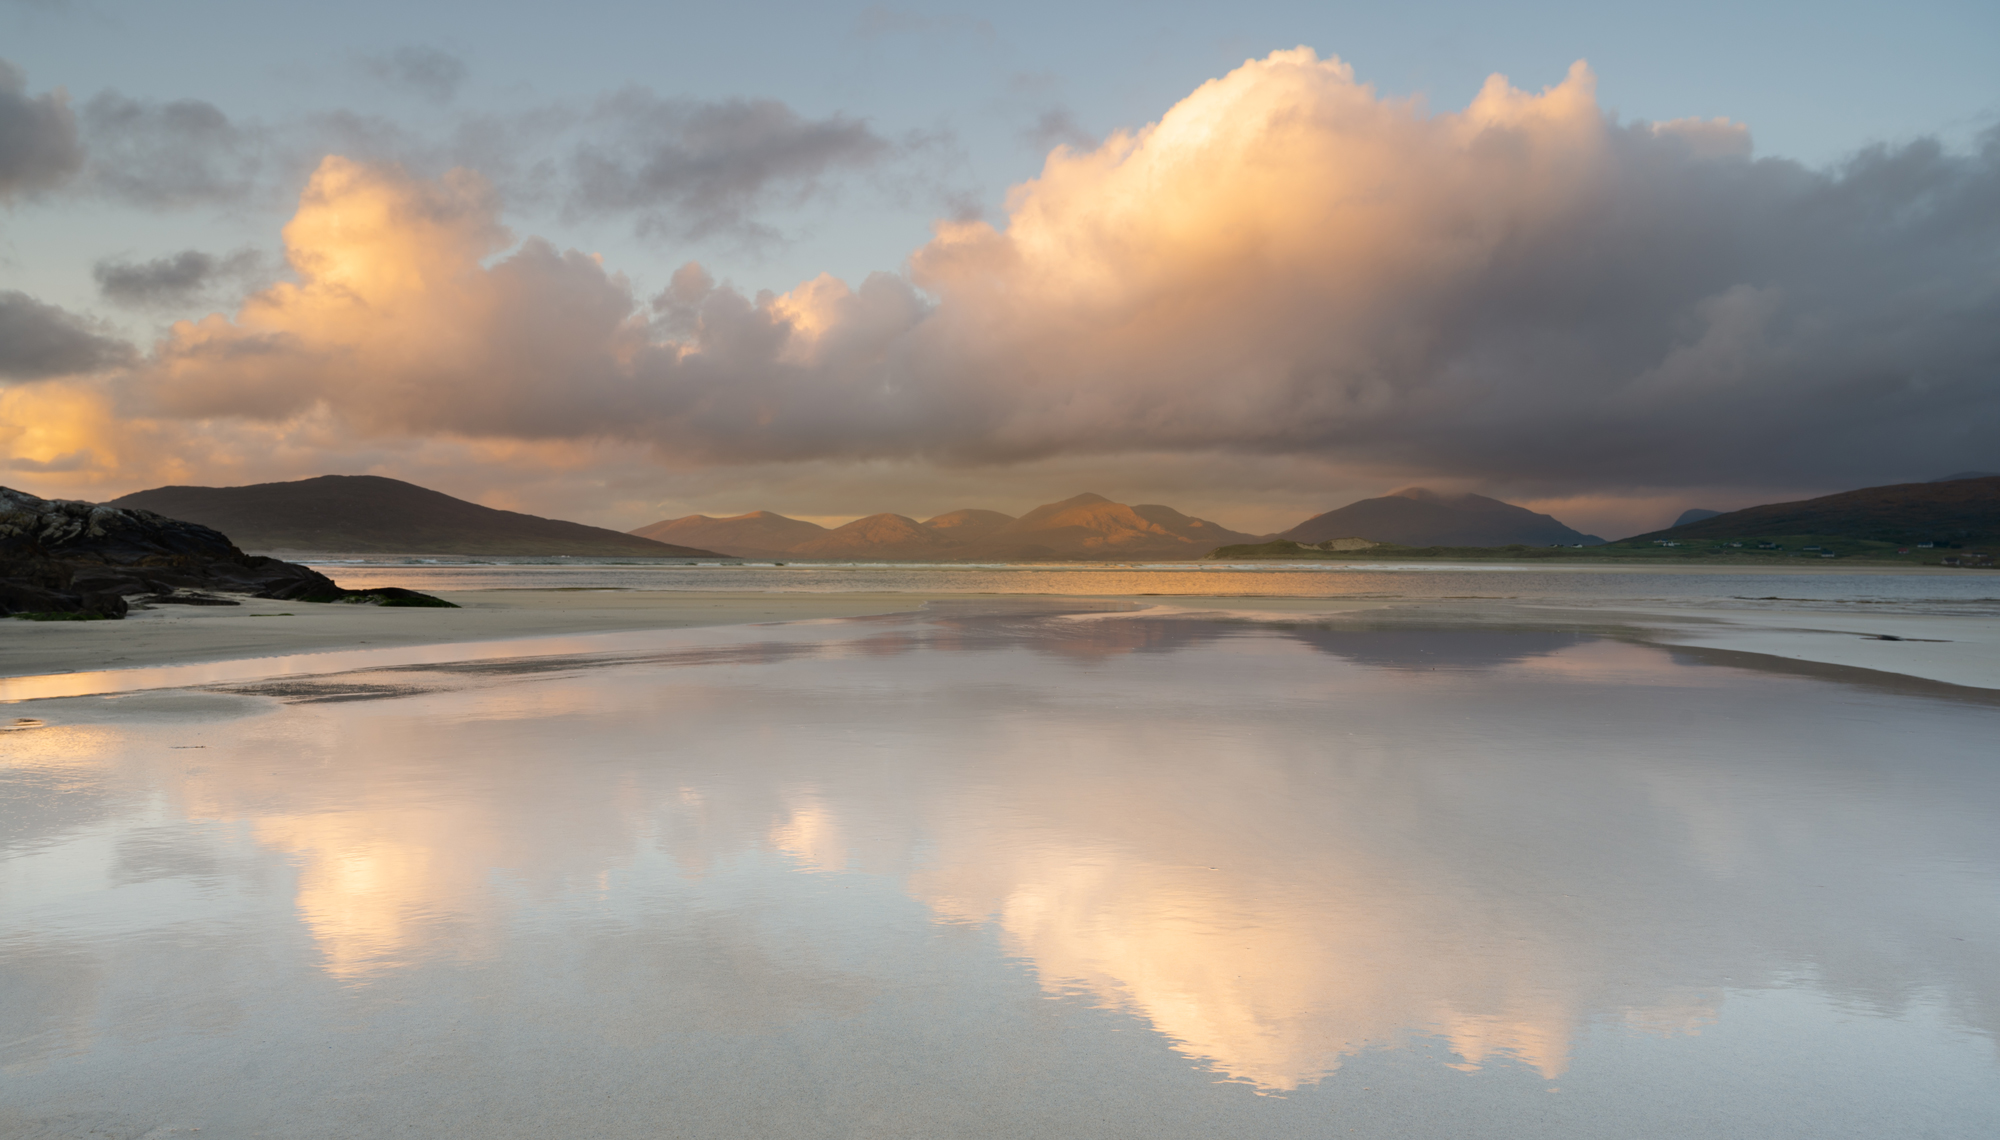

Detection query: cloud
(63, 73), (908, 244)
(565, 90), (893, 240)
(1020, 107), (1095, 154)
(362, 46), (468, 104)
(80, 91), (267, 207)
(0, 291), (135, 380)
(93, 248), (264, 308)
(0, 59), (84, 199)
(23, 48), (2000, 516)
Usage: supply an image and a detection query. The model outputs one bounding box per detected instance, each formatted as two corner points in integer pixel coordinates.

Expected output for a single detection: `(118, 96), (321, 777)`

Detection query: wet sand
(4, 606), (1997, 1139)
(6, 578), (1995, 693)
(0, 590), (929, 677)
(1139, 598), (2000, 694)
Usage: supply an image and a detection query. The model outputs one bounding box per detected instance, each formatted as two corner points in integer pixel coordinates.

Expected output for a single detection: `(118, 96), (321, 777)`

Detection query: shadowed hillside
(1281, 488), (1602, 547)
(112, 476), (723, 557)
(1624, 476), (2000, 545)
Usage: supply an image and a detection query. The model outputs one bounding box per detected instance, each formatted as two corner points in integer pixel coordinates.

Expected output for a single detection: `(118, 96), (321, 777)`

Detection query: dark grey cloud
(80, 91), (266, 208)
(566, 90), (892, 240)
(363, 46), (468, 104)
(0, 290), (134, 380)
(93, 248), (263, 308)
(45, 61), (933, 245)
(0, 59), (84, 200)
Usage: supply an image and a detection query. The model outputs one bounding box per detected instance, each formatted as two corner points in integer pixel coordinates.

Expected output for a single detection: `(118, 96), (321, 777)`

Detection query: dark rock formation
(2, 486), (446, 618)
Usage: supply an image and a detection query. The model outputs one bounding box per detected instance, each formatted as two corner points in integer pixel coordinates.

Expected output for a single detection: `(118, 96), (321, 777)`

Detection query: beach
(6, 562), (1995, 693)
(5, 565), (1998, 1139)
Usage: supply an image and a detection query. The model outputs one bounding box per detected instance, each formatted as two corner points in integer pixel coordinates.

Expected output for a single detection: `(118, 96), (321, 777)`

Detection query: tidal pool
(4, 606), (1997, 1138)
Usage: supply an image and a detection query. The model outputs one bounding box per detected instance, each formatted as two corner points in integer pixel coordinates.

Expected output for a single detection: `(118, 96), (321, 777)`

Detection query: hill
(628, 510), (828, 559)
(955, 494), (1263, 560)
(792, 514), (964, 559)
(627, 494), (1259, 560)
(1280, 488), (1603, 547)
(1623, 476), (2000, 545)
(923, 509), (1015, 542)
(111, 476), (724, 557)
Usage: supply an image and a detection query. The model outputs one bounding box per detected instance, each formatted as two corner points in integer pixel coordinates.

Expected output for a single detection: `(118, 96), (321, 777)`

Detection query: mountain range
(111, 476), (724, 557)
(102, 472), (1983, 562)
(633, 493), (1265, 561)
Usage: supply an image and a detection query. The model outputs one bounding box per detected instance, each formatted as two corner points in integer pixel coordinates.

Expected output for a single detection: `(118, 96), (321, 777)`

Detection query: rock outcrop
(2, 486), (441, 618)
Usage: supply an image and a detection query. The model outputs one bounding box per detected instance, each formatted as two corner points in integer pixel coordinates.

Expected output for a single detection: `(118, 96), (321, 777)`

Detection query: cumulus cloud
(566, 90), (893, 240)
(28, 48), (2000, 507)
(363, 46), (468, 104)
(0, 59), (84, 199)
(0, 291), (135, 380)
(93, 248), (264, 308)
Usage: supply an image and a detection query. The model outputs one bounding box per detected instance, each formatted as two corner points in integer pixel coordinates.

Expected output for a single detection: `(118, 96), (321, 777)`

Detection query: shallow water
(310, 558), (2000, 617)
(5, 608), (1998, 1138)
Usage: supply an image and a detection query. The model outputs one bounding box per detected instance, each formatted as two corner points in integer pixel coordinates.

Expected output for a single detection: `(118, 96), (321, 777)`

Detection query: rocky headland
(2, 486), (451, 619)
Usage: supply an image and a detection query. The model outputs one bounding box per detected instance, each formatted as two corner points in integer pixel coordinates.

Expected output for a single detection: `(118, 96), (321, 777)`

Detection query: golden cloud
(9, 48), (1997, 506)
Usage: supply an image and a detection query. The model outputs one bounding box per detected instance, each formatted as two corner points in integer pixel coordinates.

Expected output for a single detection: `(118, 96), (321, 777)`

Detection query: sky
(2, 0), (1996, 538)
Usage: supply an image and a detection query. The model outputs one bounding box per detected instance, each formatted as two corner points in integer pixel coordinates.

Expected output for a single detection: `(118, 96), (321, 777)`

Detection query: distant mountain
(791, 513), (963, 559)
(923, 509), (1015, 542)
(1674, 508), (1723, 527)
(110, 476), (723, 557)
(1629, 477), (2000, 544)
(1932, 471), (1999, 482)
(956, 493), (1263, 560)
(1280, 488), (1604, 547)
(628, 510), (827, 559)
(628, 495), (1257, 560)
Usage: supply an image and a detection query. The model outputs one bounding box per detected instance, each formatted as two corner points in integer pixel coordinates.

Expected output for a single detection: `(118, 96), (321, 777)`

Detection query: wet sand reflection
(4, 612), (1997, 1131)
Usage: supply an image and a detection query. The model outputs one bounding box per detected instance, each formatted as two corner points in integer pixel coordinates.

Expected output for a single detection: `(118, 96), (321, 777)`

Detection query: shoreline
(0, 591), (927, 680)
(277, 553), (1995, 575)
(5, 576), (1996, 696)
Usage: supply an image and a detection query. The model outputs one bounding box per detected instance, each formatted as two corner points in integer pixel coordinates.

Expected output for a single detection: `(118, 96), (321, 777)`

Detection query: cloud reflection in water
(4, 610), (1996, 1125)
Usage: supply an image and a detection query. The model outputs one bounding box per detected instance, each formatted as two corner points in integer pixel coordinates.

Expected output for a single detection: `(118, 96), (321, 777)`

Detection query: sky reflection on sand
(315, 560), (2000, 617)
(4, 610), (1998, 1137)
